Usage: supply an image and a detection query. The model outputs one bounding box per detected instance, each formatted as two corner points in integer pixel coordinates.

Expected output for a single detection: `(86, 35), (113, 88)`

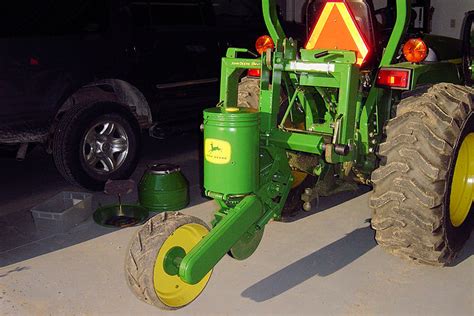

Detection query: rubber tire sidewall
(125, 212), (211, 310)
(445, 112), (474, 252)
(54, 102), (141, 191)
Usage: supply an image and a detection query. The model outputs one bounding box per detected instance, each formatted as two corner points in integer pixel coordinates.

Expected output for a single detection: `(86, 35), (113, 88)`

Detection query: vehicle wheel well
(55, 79), (151, 126)
(48, 79), (152, 152)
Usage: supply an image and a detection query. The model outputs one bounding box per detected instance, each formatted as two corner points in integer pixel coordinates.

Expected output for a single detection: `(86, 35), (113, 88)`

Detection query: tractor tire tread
(370, 83), (474, 266)
(237, 76), (261, 109)
(125, 212), (209, 310)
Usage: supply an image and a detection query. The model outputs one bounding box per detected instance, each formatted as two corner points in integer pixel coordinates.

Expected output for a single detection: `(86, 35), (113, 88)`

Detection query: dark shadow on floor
(451, 232), (474, 266)
(241, 224), (375, 302)
(282, 185), (372, 223)
(0, 266), (30, 278)
(0, 133), (206, 267)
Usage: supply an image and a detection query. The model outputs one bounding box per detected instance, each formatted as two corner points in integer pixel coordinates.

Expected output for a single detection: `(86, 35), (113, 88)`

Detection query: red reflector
(30, 57), (39, 65)
(376, 68), (411, 90)
(247, 68), (261, 77)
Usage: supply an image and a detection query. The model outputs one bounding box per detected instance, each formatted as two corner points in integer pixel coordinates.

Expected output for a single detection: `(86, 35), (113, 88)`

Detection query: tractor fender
(410, 62), (462, 88)
(384, 62), (463, 90)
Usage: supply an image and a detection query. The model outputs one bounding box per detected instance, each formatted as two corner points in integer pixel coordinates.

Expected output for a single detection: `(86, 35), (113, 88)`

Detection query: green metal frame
(164, 0), (466, 286)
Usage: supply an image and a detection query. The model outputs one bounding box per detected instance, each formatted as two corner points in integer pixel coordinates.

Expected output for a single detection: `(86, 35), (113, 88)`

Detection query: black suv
(0, 0), (265, 190)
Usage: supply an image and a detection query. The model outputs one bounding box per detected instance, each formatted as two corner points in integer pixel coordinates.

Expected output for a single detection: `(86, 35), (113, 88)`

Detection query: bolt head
(303, 202), (312, 212)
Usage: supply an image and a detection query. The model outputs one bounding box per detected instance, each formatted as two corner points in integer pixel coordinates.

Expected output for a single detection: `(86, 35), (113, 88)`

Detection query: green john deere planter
(125, 0), (474, 309)
(203, 107), (260, 195)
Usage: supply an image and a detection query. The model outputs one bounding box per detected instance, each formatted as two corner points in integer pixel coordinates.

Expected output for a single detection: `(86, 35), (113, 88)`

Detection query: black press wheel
(53, 102), (141, 191)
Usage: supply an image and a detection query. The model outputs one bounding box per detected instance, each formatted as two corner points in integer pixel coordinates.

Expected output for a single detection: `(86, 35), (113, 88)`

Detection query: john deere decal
(205, 138), (231, 164)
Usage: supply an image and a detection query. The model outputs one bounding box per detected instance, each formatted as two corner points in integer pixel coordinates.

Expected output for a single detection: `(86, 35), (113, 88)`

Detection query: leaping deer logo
(208, 142), (221, 154)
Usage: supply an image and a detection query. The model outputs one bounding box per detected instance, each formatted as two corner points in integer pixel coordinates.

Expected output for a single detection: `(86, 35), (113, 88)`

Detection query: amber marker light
(255, 35), (275, 55)
(403, 38), (428, 63)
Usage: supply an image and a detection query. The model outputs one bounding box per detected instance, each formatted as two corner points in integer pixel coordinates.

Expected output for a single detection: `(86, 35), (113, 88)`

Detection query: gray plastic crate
(31, 191), (93, 233)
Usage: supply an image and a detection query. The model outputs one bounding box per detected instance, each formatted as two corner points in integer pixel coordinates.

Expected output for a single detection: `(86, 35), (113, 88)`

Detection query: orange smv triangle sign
(305, 1), (369, 66)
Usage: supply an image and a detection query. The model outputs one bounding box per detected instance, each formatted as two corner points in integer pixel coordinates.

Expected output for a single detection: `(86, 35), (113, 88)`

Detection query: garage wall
(431, 0), (473, 38)
(285, 0), (473, 39)
(284, 0), (306, 23)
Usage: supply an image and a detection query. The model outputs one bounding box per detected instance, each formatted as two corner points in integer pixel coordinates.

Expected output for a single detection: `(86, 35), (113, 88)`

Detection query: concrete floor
(0, 133), (207, 266)
(0, 133), (473, 315)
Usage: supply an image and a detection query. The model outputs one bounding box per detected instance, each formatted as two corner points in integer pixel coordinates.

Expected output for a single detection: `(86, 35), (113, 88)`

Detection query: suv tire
(53, 102), (141, 191)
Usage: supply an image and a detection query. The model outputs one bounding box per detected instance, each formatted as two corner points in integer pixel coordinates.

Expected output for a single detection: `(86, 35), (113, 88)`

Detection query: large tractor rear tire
(370, 83), (474, 265)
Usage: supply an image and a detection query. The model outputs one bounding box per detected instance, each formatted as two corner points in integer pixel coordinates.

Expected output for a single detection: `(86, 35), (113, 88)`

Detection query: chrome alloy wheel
(82, 121), (129, 174)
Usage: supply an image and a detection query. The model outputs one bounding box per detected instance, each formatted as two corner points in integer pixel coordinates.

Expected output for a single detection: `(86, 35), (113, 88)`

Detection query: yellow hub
(153, 223), (211, 308)
(449, 133), (474, 227)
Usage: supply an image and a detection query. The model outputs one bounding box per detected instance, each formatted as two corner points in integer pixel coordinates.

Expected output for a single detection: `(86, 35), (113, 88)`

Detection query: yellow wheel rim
(449, 133), (474, 227)
(153, 223), (211, 308)
(291, 170), (308, 189)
